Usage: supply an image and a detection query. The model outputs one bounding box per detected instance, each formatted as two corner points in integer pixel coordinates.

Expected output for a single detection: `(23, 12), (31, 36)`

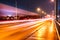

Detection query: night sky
(58, 0), (60, 9)
(0, 0), (54, 13)
(58, 0), (60, 15)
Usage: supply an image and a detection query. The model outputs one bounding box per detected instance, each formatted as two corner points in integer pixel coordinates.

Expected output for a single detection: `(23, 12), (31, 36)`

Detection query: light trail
(0, 19), (38, 24)
(26, 19), (59, 40)
(0, 18), (54, 24)
(0, 18), (59, 40)
(56, 21), (60, 26)
(54, 20), (60, 40)
(0, 19), (45, 40)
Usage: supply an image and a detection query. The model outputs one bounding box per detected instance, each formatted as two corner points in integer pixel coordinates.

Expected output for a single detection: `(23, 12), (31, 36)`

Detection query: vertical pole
(55, 0), (60, 39)
(56, 0), (58, 21)
(15, 0), (17, 19)
(54, 0), (56, 20)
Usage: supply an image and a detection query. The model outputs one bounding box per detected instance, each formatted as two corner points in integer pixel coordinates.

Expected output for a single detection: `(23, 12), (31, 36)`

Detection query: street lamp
(42, 11), (44, 13)
(36, 8), (42, 18)
(51, 0), (54, 2)
(37, 8), (41, 12)
(44, 12), (47, 15)
(50, 0), (56, 19)
(57, 15), (60, 18)
(36, 8), (47, 17)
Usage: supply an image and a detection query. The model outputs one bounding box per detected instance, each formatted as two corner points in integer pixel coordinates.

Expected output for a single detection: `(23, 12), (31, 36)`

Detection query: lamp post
(15, 0), (17, 20)
(56, 0), (58, 21)
(54, 0), (56, 20)
(37, 8), (41, 18)
(50, 0), (56, 19)
(51, 0), (54, 2)
(37, 8), (46, 18)
(51, 0), (60, 39)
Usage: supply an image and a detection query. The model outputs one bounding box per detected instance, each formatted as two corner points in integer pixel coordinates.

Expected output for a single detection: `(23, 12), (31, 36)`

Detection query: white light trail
(0, 18), (54, 24)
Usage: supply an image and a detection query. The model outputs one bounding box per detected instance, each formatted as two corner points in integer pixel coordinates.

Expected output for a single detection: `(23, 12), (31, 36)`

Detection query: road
(0, 18), (59, 40)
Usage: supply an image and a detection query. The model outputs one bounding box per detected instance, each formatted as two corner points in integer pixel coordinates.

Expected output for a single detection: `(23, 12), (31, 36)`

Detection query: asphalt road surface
(0, 18), (59, 40)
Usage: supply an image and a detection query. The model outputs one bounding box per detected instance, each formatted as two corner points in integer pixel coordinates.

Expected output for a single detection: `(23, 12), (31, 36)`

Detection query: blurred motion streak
(0, 18), (59, 40)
